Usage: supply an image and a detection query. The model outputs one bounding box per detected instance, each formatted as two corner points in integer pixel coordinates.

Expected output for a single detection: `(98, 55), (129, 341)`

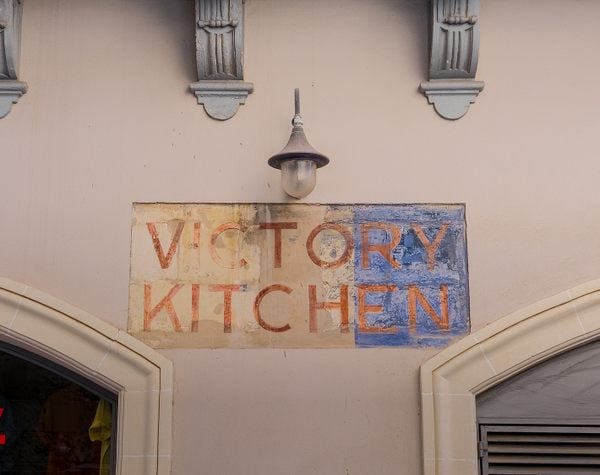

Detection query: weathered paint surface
(128, 203), (469, 348)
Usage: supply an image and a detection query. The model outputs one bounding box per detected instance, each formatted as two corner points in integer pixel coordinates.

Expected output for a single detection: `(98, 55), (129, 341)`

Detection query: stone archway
(0, 278), (173, 474)
(420, 279), (600, 475)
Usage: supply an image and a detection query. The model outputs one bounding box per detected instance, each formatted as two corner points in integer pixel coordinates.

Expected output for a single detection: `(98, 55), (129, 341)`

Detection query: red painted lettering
(306, 223), (353, 269)
(259, 222), (298, 268)
(308, 285), (350, 333)
(193, 222), (201, 249)
(209, 223), (248, 269)
(254, 285), (292, 333)
(144, 283), (184, 332)
(408, 285), (449, 331)
(209, 285), (243, 333)
(146, 221), (185, 269)
(357, 284), (398, 333)
(191, 284), (200, 333)
(411, 223), (449, 270)
(361, 223), (402, 269)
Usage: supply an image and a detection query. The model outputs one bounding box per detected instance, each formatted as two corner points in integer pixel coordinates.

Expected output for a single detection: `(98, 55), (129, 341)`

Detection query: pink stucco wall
(1, 0), (600, 473)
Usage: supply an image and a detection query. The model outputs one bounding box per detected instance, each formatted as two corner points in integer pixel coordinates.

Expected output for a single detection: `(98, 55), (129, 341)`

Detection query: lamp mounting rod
(294, 88), (300, 116)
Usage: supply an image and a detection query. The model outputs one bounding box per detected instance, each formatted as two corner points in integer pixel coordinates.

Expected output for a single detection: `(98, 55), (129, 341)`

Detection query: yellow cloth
(88, 399), (112, 475)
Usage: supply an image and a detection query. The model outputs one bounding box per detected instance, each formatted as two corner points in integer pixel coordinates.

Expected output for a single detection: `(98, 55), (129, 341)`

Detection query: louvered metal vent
(479, 425), (600, 475)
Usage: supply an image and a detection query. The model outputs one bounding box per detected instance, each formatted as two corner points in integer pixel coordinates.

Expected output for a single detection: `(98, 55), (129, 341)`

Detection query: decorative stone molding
(190, 0), (253, 120)
(420, 0), (484, 120)
(0, 278), (174, 474)
(420, 279), (600, 474)
(190, 80), (253, 121)
(0, 0), (27, 119)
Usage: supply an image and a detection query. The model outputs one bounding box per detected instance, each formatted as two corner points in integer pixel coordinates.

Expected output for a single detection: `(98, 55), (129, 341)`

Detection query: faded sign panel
(128, 203), (469, 348)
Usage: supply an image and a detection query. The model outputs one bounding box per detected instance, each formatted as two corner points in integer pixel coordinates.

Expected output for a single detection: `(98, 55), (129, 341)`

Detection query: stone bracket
(190, 0), (253, 120)
(0, 79), (26, 118)
(421, 80), (484, 121)
(420, 0), (484, 120)
(0, 0), (26, 119)
(190, 80), (253, 121)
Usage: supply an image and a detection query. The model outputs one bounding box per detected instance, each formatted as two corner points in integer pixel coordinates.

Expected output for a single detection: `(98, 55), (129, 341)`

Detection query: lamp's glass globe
(281, 160), (317, 199)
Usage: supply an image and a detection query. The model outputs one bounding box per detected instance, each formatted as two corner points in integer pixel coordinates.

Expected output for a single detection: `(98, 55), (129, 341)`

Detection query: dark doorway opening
(0, 342), (117, 474)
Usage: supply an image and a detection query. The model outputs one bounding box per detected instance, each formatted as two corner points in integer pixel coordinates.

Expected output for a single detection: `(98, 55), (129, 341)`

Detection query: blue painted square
(352, 205), (469, 347)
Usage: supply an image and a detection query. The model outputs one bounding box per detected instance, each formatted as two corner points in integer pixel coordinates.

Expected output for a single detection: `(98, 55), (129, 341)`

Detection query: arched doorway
(420, 279), (600, 475)
(0, 278), (173, 474)
(0, 340), (117, 473)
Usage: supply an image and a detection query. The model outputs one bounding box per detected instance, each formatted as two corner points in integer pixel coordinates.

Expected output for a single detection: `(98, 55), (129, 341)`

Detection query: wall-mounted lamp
(268, 89), (329, 199)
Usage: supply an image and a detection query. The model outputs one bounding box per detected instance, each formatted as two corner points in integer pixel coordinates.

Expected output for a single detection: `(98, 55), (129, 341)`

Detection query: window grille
(479, 424), (600, 475)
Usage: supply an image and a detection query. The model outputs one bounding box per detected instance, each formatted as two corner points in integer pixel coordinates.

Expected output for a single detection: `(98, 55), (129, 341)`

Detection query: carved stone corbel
(420, 0), (484, 120)
(0, 0), (26, 119)
(190, 0), (253, 120)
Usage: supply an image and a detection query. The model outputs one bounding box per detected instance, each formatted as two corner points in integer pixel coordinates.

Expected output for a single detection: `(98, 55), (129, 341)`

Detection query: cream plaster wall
(1, 0), (599, 473)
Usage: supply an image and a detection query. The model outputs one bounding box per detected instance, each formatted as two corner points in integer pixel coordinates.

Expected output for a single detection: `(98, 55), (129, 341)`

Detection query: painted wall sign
(128, 204), (469, 348)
